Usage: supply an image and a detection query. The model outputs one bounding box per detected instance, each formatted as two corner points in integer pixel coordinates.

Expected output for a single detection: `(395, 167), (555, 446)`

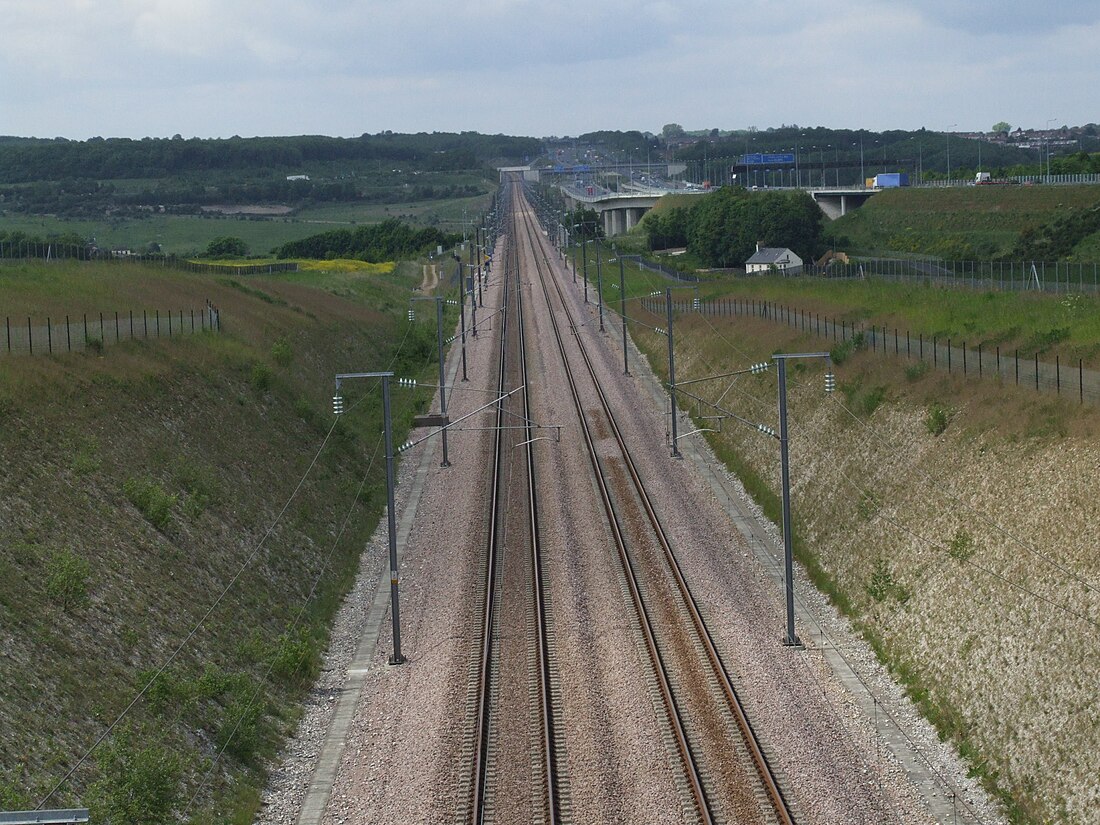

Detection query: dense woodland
(274, 218), (460, 262)
(0, 132), (539, 182)
(643, 189), (824, 267)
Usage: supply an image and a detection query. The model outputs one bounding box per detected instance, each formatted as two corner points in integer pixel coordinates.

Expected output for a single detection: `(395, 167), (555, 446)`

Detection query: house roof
(746, 247), (797, 265)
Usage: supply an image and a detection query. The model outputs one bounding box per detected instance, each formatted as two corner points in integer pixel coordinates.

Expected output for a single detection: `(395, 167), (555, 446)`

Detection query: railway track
(467, 182), (562, 824)
(515, 182), (796, 825)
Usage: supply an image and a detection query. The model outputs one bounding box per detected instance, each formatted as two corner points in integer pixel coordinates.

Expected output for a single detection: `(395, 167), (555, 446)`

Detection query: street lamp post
(619, 254), (628, 375)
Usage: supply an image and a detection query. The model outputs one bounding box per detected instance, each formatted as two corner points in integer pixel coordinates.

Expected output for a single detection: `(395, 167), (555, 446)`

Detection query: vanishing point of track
(514, 179), (796, 825)
(467, 185), (561, 824)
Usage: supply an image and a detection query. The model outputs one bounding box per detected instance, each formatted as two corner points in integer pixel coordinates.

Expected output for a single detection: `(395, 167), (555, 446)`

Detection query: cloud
(0, 0), (1097, 139)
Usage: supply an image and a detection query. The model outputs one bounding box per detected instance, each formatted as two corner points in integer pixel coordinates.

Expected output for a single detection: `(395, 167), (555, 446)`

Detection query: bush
(45, 549), (92, 608)
(123, 477), (177, 531)
(91, 729), (182, 824)
(251, 363), (272, 392)
(926, 402), (952, 436)
(905, 360), (930, 381)
(948, 528), (975, 562)
(270, 339), (293, 368)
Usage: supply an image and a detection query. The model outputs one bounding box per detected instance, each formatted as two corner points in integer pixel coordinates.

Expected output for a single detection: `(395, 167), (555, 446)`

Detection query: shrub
(174, 461), (219, 519)
(270, 339), (293, 368)
(269, 629), (320, 686)
(123, 477), (177, 531)
(905, 360), (930, 381)
(948, 528), (975, 562)
(866, 557), (896, 602)
(91, 729), (181, 824)
(860, 385), (887, 417)
(45, 549), (92, 608)
(85, 336), (104, 354)
(926, 402), (952, 436)
(71, 436), (102, 476)
(251, 363), (272, 392)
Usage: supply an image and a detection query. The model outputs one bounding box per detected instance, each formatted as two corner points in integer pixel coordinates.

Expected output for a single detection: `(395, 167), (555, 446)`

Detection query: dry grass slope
(630, 301), (1100, 824)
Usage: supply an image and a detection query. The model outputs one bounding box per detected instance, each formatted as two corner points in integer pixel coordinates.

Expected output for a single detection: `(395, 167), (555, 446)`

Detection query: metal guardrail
(0, 811), (90, 824)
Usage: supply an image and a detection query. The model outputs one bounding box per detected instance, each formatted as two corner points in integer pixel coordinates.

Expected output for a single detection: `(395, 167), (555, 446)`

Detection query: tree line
(274, 218), (460, 262)
(643, 188), (825, 268)
(0, 132), (541, 184)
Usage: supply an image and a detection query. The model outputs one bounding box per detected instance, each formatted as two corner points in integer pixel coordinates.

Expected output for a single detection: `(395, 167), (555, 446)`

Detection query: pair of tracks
(466, 178), (793, 824)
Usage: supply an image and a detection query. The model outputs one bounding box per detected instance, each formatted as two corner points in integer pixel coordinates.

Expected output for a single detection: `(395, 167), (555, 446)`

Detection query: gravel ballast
(257, 189), (1006, 825)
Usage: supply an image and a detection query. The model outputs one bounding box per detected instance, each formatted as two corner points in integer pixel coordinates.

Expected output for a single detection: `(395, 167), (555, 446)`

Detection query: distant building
(286, 174), (310, 181)
(745, 244), (803, 274)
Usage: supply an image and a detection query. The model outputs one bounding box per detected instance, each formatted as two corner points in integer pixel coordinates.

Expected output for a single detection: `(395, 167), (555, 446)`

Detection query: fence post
(920, 333), (923, 360)
(5, 317), (9, 353)
(1015, 350), (1019, 385)
(130, 310), (134, 339)
(157, 310), (160, 337)
(1080, 359), (1084, 404)
(48, 317), (52, 354)
(1056, 356), (1060, 395)
(28, 317), (32, 355)
(66, 315), (71, 352)
(168, 310), (172, 336)
(84, 313), (88, 345)
(978, 343), (982, 377)
(963, 342), (966, 374)
(100, 312), (104, 343)
(934, 336), (937, 367)
(144, 310), (148, 338)
(191, 309), (195, 331)
(907, 331), (910, 358)
(1035, 353), (1039, 391)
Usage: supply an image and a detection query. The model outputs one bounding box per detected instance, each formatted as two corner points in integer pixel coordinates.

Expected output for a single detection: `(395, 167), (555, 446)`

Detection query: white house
(745, 244), (803, 274)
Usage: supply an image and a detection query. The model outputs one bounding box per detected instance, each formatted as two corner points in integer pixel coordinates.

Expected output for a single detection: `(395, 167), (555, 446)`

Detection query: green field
(0, 177), (496, 256)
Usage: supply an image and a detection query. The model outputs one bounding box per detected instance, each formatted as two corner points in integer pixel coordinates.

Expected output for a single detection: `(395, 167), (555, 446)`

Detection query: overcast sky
(1, 1), (1096, 141)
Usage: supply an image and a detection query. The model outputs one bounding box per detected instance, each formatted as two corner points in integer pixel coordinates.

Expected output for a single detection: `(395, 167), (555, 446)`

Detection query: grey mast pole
(666, 288), (680, 458)
(620, 254), (629, 375)
(457, 259), (468, 382)
(582, 237), (589, 303)
(436, 297), (450, 467)
(382, 375), (406, 664)
(596, 236), (605, 332)
(777, 357), (801, 647)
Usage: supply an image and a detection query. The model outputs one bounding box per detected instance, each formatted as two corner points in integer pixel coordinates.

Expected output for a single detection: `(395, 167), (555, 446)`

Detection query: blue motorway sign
(740, 153), (795, 166)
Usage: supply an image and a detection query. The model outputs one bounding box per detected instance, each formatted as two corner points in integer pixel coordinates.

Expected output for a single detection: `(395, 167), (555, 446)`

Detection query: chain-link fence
(641, 296), (1100, 404)
(809, 258), (1100, 295)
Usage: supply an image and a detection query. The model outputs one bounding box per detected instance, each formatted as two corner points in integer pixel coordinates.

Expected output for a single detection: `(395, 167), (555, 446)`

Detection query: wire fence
(0, 241), (298, 276)
(641, 296), (1100, 404)
(2, 302), (222, 357)
(809, 258), (1100, 295)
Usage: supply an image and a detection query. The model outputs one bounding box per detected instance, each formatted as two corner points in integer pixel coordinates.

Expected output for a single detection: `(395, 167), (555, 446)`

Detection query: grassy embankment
(626, 272), (1100, 824)
(572, 239), (1098, 823)
(0, 258), (452, 821)
(824, 184), (1100, 259)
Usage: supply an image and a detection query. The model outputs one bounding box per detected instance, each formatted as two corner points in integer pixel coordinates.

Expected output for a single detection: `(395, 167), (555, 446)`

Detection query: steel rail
(516, 194), (715, 824)
(521, 183), (795, 824)
(469, 177), (559, 824)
